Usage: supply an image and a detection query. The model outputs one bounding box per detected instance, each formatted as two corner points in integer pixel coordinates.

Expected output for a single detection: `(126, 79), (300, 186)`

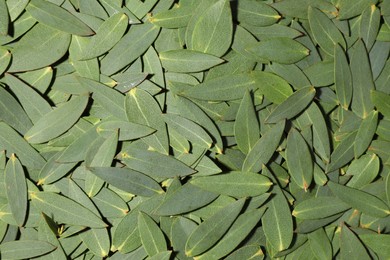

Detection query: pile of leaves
(0, 0), (390, 259)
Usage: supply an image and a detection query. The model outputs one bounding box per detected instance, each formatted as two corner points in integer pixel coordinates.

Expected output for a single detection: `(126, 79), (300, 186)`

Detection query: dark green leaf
(0, 240), (56, 260)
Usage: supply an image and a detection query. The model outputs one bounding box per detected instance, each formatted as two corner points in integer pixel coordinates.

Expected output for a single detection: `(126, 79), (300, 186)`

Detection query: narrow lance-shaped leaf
(190, 171), (272, 198)
(89, 167), (164, 197)
(121, 148), (196, 179)
(334, 44), (352, 109)
(156, 183), (218, 216)
(246, 37), (309, 64)
(138, 211), (167, 257)
(266, 86), (316, 123)
(350, 39), (375, 118)
(262, 167), (293, 252)
(252, 71), (293, 104)
(237, 0), (280, 27)
(164, 113), (213, 149)
(101, 22), (160, 75)
(340, 224), (371, 260)
(286, 128), (313, 191)
(24, 94), (89, 144)
(0, 0), (9, 35)
(159, 49), (224, 73)
(125, 88), (169, 155)
(359, 4), (380, 50)
(191, 0), (233, 57)
(4, 154), (27, 226)
(242, 120), (285, 173)
(0, 85), (32, 134)
(185, 198), (245, 257)
(308, 6), (346, 56)
(346, 154), (379, 189)
(4, 73), (52, 123)
(326, 132), (357, 172)
(8, 24), (71, 72)
(26, 0), (94, 36)
(292, 196), (351, 219)
(180, 73), (256, 101)
(149, 5), (193, 28)
(0, 122), (46, 169)
(354, 110), (378, 158)
(0, 240), (56, 260)
(371, 90), (390, 117)
(359, 234), (390, 258)
(82, 13), (128, 59)
(80, 228), (111, 258)
(196, 207), (266, 260)
(97, 120), (156, 141)
(235, 90), (260, 154)
(31, 192), (107, 228)
(85, 130), (118, 197)
(328, 181), (390, 218)
(0, 49), (11, 75)
(308, 228), (333, 260)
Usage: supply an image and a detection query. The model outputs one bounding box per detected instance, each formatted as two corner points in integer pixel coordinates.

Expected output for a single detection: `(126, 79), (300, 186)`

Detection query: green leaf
(146, 251), (172, 260)
(0, 240), (56, 260)
(266, 86), (316, 123)
(328, 181), (390, 218)
(0, 49), (11, 75)
(4, 154), (27, 226)
(156, 183), (218, 216)
(185, 198), (245, 257)
(190, 171), (272, 198)
(172, 95), (224, 154)
(4, 73), (52, 123)
(85, 130), (118, 197)
(196, 207), (266, 260)
(170, 216), (197, 260)
(24, 94), (89, 144)
(0, 122), (46, 169)
(82, 13), (128, 59)
(242, 120), (285, 173)
(159, 49), (224, 73)
(8, 24), (71, 72)
(308, 6), (346, 56)
(334, 44), (353, 109)
(31, 192), (107, 228)
(359, 234), (390, 258)
(327, 132), (357, 172)
(346, 154), (379, 189)
(138, 211), (167, 257)
(164, 113), (213, 149)
(252, 71), (293, 104)
(97, 120), (155, 141)
(337, 0), (378, 20)
(113, 213), (141, 253)
(286, 128), (313, 190)
(89, 167), (164, 197)
(340, 224), (371, 260)
(308, 228), (333, 260)
(38, 153), (77, 185)
(360, 5), (380, 50)
(350, 39), (375, 118)
(101, 22), (160, 75)
(237, 0), (280, 27)
(304, 60), (334, 86)
(295, 103), (331, 162)
(246, 37), (309, 64)
(125, 88), (169, 155)
(191, 0), (233, 57)
(292, 196), (350, 219)
(354, 110), (378, 158)
(180, 73), (256, 101)
(225, 245), (264, 260)
(0, 85), (32, 134)
(121, 148), (196, 179)
(234, 90), (259, 154)
(272, 0), (337, 19)
(92, 187), (129, 218)
(0, 0), (9, 36)
(77, 76), (127, 121)
(262, 169), (293, 252)
(149, 5), (193, 28)
(80, 228), (110, 257)
(371, 90), (390, 117)
(26, 0), (94, 36)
